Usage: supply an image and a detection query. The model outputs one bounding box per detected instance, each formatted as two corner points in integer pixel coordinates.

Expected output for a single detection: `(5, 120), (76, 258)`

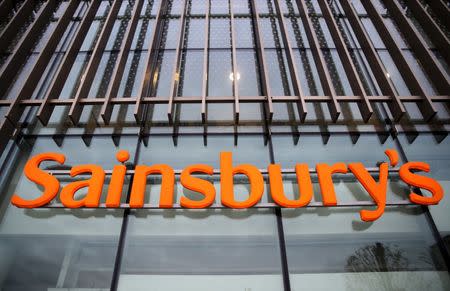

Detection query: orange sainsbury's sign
(10, 149), (444, 222)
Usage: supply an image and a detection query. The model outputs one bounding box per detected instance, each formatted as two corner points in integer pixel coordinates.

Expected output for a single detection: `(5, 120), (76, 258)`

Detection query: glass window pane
(186, 18), (206, 49)
(236, 49), (261, 96)
(178, 50), (204, 96)
(117, 209), (284, 291)
(208, 49), (232, 96)
(211, 0), (229, 15)
(282, 206), (450, 291)
(0, 136), (133, 289)
(138, 135), (270, 168)
(210, 18), (231, 49)
(397, 134), (450, 252)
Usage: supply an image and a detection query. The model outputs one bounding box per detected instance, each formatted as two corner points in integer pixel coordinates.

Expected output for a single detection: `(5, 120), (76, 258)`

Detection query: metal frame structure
(201, 0), (210, 140)
(426, 0), (450, 32)
(250, 0), (274, 122)
(0, 0), (448, 155)
(101, 0), (145, 124)
(0, 2), (449, 289)
(36, 0), (102, 125)
(69, 0), (124, 125)
(273, 0), (307, 122)
(296, 0), (341, 122)
(361, 0), (436, 121)
(384, 0), (449, 95)
(403, 0), (450, 74)
(134, 0), (168, 122)
(0, 0), (35, 51)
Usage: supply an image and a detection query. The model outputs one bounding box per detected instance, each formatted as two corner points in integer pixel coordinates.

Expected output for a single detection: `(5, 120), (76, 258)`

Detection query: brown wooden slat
(0, 119), (14, 154)
(318, 0), (373, 122)
(0, 0), (34, 53)
(37, 1), (101, 125)
(427, 0), (450, 30)
(339, 0), (405, 121)
(230, 0), (240, 123)
(69, 0), (124, 125)
(100, 0), (145, 124)
(201, 0), (210, 124)
(0, 0), (57, 99)
(2, 94), (449, 107)
(0, 0), (74, 155)
(273, 0), (307, 122)
(295, 0), (341, 122)
(5, 0), (78, 122)
(167, 0), (189, 123)
(362, 0), (436, 121)
(405, 0), (450, 65)
(202, 1), (210, 144)
(133, 0), (168, 122)
(0, 0), (14, 21)
(387, 0), (450, 94)
(250, 0), (274, 122)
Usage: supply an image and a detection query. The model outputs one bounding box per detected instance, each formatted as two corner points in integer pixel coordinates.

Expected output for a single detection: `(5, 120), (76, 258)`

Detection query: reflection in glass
(282, 206), (450, 291)
(118, 209), (284, 291)
(0, 137), (129, 289)
(398, 134), (450, 253)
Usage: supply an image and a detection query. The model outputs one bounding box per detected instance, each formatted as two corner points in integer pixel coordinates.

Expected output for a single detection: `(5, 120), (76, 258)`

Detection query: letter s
(180, 164), (216, 208)
(11, 152), (66, 208)
(399, 161), (444, 205)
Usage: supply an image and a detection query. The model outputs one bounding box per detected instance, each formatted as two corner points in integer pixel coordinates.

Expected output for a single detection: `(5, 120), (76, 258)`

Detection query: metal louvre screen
(0, 0), (448, 153)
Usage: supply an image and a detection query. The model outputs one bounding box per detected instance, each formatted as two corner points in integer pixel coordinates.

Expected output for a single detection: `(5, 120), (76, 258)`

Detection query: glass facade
(0, 0), (449, 290)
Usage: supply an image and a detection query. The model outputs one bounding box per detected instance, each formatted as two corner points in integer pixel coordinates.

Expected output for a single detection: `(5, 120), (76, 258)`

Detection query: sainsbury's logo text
(10, 149), (443, 222)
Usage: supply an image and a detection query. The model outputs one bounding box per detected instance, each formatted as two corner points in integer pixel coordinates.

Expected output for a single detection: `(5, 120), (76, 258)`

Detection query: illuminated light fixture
(152, 71), (159, 86)
(229, 72), (241, 81)
(386, 72), (391, 78)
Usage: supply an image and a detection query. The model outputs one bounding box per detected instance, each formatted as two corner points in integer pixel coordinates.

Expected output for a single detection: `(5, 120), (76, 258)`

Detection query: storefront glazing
(0, 0), (449, 290)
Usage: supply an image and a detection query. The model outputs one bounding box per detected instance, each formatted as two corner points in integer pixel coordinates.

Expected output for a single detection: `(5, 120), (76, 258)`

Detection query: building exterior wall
(0, 0), (449, 290)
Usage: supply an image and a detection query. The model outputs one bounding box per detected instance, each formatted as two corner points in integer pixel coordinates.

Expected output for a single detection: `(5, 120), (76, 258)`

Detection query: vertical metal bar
(0, 0), (57, 98)
(167, 0), (189, 123)
(386, 0), (450, 95)
(0, 0), (60, 156)
(37, 1), (101, 125)
(426, 0), (450, 30)
(133, 0), (168, 122)
(257, 42), (291, 290)
(110, 207), (131, 291)
(0, 0), (14, 21)
(294, 0), (340, 122)
(339, 0), (405, 121)
(361, 0), (436, 121)
(275, 208), (292, 291)
(273, 0), (307, 122)
(201, 0), (210, 145)
(318, 0), (373, 122)
(0, 119), (14, 157)
(69, 0), (124, 125)
(4, 0), (78, 122)
(0, 0), (34, 51)
(101, 0), (145, 124)
(201, 0), (210, 124)
(109, 135), (142, 291)
(405, 0), (450, 64)
(266, 123), (291, 291)
(229, 0), (239, 123)
(250, 0), (274, 122)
